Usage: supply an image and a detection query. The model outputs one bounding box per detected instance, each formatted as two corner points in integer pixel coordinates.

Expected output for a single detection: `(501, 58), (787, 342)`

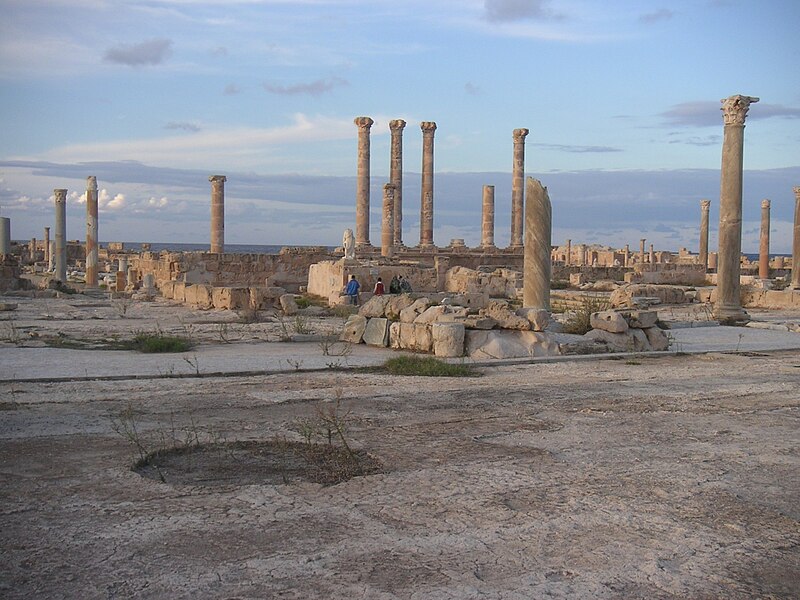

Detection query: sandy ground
(1, 294), (799, 599)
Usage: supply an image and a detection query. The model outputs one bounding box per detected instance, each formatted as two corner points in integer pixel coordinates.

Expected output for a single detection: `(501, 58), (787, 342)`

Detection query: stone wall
(625, 264), (708, 286)
(130, 247), (334, 292)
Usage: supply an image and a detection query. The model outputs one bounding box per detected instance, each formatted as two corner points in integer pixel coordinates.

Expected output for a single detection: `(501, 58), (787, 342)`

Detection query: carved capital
(513, 128), (529, 142)
(389, 119), (406, 132)
(420, 121), (437, 135)
(209, 175), (227, 183)
(354, 116), (374, 130)
(86, 176), (97, 191)
(721, 95), (759, 126)
(794, 186), (800, 200)
(53, 189), (67, 201)
(701, 199), (711, 210)
(383, 183), (396, 193)
(761, 199), (770, 209)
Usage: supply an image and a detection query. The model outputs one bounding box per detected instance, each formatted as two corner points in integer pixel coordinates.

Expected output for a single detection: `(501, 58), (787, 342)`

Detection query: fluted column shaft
(699, 199), (711, 270)
(523, 177), (551, 310)
(481, 185), (495, 248)
(510, 128), (529, 248)
(714, 95), (758, 323)
(759, 199), (771, 280)
(792, 187), (800, 289)
(354, 117), (373, 247)
(43, 227), (50, 266)
(389, 120), (405, 246)
(381, 183), (395, 258)
(419, 121), (437, 247)
(209, 175), (226, 253)
(54, 189), (67, 283)
(85, 176), (99, 287)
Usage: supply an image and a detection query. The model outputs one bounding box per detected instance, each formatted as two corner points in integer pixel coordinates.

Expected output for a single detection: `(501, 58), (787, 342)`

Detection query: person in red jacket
(373, 277), (385, 296)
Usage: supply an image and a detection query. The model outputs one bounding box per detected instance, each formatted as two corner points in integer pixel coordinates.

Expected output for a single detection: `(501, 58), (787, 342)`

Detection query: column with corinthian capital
(419, 121), (437, 247)
(714, 94), (758, 324)
(354, 117), (374, 247)
(389, 119), (406, 246)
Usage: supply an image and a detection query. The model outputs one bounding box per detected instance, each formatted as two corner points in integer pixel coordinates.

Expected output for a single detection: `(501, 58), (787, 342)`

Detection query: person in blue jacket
(344, 275), (361, 305)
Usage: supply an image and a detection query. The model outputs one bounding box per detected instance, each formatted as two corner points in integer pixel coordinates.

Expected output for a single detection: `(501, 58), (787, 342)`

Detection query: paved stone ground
(1, 295), (799, 599)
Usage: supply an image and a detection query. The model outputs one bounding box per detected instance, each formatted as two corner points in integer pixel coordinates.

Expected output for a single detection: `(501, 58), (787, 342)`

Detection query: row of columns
(355, 118), (529, 252)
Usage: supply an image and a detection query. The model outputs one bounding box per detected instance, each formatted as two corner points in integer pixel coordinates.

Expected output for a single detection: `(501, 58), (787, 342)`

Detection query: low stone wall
(159, 280), (287, 310)
(626, 264), (708, 286)
(131, 247), (334, 292)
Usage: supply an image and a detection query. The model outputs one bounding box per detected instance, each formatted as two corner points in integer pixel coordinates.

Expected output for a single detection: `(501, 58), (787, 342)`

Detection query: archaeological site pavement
(1, 296), (799, 599)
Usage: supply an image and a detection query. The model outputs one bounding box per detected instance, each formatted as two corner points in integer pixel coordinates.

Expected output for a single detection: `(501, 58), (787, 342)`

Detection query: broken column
(85, 176), (99, 288)
(419, 121), (437, 247)
(759, 199), (771, 280)
(354, 117), (374, 248)
(639, 239), (646, 265)
(510, 128), (529, 248)
(0, 218), (9, 254)
(714, 94), (758, 323)
(649, 244), (655, 265)
(793, 186), (800, 289)
(389, 119), (406, 247)
(54, 188), (67, 283)
(523, 177), (551, 310)
(116, 255), (128, 292)
(29, 238), (36, 262)
(623, 244), (630, 267)
(699, 199), (711, 270)
(209, 175), (226, 254)
(381, 183), (395, 258)
(481, 185), (495, 248)
(565, 239), (571, 266)
(43, 226), (50, 268)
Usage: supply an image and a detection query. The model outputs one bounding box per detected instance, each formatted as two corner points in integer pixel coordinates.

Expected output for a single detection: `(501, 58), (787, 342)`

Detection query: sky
(0, 0), (798, 253)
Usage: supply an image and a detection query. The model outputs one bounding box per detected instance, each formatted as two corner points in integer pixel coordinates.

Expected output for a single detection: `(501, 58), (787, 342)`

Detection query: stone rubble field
(1, 294), (799, 599)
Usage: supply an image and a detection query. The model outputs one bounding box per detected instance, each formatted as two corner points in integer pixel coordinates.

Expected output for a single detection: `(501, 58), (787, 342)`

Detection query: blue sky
(1, 0), (798, 252)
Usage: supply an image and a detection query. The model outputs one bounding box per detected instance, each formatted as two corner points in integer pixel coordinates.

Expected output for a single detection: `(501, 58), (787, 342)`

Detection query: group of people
(344, 274), (412, 305)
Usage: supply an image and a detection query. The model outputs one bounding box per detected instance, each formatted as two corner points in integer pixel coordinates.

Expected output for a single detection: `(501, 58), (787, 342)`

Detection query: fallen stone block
(340, 314), (367, 344)
(465, 330), (560, 359)
(363, 317), (390, 347)
(590, 310), (629, 333)
(432, 322), (465, 358)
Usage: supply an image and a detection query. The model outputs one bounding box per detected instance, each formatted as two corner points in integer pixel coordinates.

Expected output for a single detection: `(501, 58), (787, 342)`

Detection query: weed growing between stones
(130, 331), (193, 353)
(562, 294), (611, 335)
(381, 355), (479, 377)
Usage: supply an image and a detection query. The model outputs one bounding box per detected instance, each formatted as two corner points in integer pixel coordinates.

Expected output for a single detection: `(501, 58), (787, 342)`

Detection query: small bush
(562, 295), (610, 335)
(382, 355), (478, 377)
(130, 332), (192, 353)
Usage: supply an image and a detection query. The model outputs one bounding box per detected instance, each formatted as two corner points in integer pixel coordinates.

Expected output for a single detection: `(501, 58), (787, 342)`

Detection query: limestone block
(440, 292), (489, 310)
(398, 322), (433, 352)
(389, 322), (402, 349)
(481, 300), (530, 330)
(385, 294), (415, 320)
(463, 316), (498, 330)
(570, 273), (586, 287)
(625, 310), (658, 329)
(280, 293), (299, 316)
(340, 314), (367, 343)
(433, 306), (470, 323)
(250, 286), (287, 310)
(516, 307), (550, 332)
(432, 322), (465, 357)
(184, 284), (213, 309)
(415, 305), (447, 324)
(363, 317), (390, 347)
(359, 295), (391, 318)
(173, 282), (187, 303)
(160, 280), (176, 299)
(610, 284), (688, 308)
(212, 287), (250, 310)
(584, 328), (650, 352)
(590, 310), (629, 333)
(643, 326), (670, 351)
(399, 298), (430, 323)
(465, 330), (560, 359)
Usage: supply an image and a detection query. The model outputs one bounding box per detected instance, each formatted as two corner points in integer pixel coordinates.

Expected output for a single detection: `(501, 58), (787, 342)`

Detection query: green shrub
(382, 355), (478, 377)
(130, 332), (192, 353)
(562, 295), (610, 335)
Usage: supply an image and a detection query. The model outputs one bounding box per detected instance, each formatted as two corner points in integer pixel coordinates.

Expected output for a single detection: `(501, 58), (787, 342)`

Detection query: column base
(713, 303), (750, 325)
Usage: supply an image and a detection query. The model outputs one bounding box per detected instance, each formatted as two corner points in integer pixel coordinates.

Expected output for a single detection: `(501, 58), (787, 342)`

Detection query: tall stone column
(565, 239), (571, 266)
(714, 94), (758, 323)
(639, 239), (646, 265)
(649, 244), (655, 265)
(85, 176), (99, 288)
(43, 227), (50, 267)
(510, 128), (529, 248)
(523, 177), (551, 310)
(792, 187), (800, 289)
(381, 183), (395, 258)
(0, 218), (9, 254)
(29, 238), (36, 261)
(116, 255), (128, 292)
(389, 119), (406, 246)
(209, 175), (226, 254)
(419, 121), (437, 247)
(54, 189), (67, 283)
(759, 199), (771, 280)
(699, 199), (711, 270)
(354, 117), (374, 247)
(579, 244), (587, 266)
(623, 244), (630, 267)
(481, 185), (495, 248)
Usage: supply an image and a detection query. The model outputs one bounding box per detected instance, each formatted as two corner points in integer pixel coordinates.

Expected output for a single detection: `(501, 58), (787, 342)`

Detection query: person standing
(373, 277), (385, 296)
(389, 275), (401, 294)
(345, 275), (361, 305)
